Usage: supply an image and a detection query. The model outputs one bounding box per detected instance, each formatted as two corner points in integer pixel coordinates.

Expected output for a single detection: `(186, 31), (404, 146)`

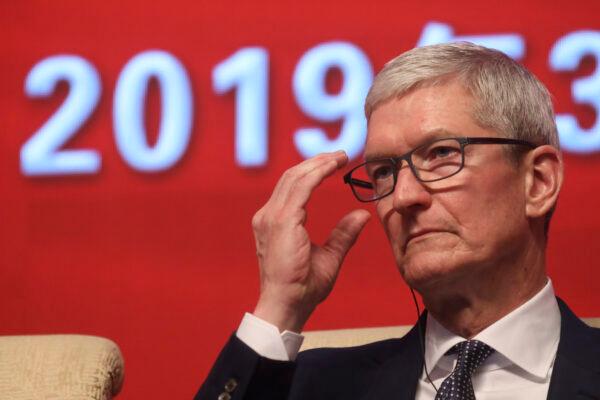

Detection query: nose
(391, 166), (432, 214)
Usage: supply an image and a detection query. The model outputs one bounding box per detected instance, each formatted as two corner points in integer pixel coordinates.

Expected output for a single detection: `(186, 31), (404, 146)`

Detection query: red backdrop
(2, 1), (600, 399)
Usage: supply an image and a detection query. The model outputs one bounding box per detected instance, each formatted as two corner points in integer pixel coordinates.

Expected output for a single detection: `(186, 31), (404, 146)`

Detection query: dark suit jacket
(195, 298), (600, 400)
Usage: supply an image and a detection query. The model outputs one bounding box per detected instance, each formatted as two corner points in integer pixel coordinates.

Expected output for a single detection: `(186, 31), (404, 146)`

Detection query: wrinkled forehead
(365, 71), (469, 121)
(363, 82), (480, 160)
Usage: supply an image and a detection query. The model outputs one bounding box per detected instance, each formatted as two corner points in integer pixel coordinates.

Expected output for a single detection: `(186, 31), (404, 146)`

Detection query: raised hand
(252, 151), (371, 333)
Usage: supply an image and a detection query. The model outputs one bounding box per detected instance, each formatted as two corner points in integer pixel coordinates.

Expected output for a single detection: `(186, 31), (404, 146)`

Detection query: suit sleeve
(194, 334), (297, 400)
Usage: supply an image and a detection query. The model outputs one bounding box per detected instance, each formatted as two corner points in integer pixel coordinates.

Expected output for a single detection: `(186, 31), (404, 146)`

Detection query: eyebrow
(364, 128), (460, 161)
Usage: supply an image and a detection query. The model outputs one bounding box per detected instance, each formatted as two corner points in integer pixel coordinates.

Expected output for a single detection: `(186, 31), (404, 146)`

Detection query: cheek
(452, 179), (526, 246)
(375, 199), (391, 230)
(376, 200), (402, 249)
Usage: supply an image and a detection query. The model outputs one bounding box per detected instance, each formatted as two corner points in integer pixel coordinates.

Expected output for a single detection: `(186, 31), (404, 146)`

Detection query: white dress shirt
(416, 279), (560, 399)
(237, 311), (304, 361)
(236, 279), (561, 399)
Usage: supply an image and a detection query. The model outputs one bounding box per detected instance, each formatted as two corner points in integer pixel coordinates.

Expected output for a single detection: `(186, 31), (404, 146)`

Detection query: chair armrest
(301, 325), (412, 351)
(0, 334), (124, 400)
(585, 318), (600, 328)
(300, 318), (600, 351)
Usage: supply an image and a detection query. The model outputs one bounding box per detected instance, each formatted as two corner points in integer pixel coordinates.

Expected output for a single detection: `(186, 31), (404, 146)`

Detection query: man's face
(365, 81), (530, 294)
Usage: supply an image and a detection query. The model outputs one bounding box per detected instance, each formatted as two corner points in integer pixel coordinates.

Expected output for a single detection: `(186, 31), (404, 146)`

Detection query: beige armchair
(0, 335), (124, 400)
(301, 318), (600, 351)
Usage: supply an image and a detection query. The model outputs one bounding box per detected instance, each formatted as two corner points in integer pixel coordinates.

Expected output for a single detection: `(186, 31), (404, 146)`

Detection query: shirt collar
(424, 279), (561, 379)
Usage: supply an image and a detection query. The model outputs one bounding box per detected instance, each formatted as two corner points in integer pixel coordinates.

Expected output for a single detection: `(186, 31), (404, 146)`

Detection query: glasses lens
(411, 139), (463, 181)
(350, 159), (396, 201)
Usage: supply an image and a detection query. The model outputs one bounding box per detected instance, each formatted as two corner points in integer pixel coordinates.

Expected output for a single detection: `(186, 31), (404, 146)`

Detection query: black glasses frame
(343, 136), (536, 203)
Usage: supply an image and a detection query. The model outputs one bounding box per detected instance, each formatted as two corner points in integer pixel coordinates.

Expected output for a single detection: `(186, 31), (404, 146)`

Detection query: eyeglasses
(343, 137), (536, 202)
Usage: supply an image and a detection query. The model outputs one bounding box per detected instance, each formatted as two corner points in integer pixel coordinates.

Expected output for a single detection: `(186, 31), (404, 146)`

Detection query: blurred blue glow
(418, 22), (525, 60)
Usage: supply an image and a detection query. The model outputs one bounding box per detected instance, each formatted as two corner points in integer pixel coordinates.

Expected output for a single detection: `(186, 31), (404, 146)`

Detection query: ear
(524, 145), (563, 219)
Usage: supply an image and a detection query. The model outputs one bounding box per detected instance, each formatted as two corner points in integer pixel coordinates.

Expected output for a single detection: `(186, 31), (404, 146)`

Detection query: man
(196, 43), (600, 400)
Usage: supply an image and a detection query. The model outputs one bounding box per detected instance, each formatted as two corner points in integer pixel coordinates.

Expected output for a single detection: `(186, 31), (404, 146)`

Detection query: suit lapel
(546, 298), (600, 400)
(361, 298), (600, 400)
(364, 315), (425, 400)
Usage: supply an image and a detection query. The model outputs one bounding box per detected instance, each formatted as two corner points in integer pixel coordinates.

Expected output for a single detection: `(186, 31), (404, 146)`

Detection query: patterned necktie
(434, 340), (494, 400)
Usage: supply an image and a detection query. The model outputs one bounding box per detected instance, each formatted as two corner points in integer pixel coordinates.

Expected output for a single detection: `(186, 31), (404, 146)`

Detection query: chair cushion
(0, 334), (124, 400)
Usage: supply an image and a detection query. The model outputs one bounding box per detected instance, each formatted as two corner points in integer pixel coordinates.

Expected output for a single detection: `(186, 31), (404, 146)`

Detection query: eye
(427, 145), (460, 160)
(368, 163), (394, 181)
(373, 165), (392, 180)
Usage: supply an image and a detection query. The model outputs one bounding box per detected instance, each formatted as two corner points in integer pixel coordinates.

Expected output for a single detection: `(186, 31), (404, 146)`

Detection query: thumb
(323, 209), (371, 263)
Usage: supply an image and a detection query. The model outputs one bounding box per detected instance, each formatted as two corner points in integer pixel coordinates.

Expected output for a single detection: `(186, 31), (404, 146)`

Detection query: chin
(396, 250), (466, 292)
(393, 233), (469, 287)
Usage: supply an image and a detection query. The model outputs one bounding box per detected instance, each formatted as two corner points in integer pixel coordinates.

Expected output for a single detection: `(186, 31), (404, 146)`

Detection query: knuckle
(282, 168), (299, 181)
(271, 210), (288, 228)
(252, 210), (265, 230)
(253, 208), (285, 231)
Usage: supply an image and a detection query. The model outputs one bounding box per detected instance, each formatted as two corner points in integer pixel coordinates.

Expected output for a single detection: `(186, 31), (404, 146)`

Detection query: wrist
(253, 295), (313, 333)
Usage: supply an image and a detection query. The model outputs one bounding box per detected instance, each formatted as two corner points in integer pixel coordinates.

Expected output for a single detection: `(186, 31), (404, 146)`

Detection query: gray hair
(364, 42), (559, 149)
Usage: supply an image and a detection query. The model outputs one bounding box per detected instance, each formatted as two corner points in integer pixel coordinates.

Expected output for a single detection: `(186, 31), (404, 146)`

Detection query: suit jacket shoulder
(196, 300), (600, 400)
(195, 322), (424, 400)
(290, 327), (423, 400)
(547, 298), (600, 400)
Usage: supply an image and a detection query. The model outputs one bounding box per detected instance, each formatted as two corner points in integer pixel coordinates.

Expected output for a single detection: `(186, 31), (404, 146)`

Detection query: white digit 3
(550, 30), (600, 153)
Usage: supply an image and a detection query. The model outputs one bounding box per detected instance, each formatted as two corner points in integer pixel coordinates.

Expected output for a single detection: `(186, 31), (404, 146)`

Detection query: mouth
(403, 229), (448, 253)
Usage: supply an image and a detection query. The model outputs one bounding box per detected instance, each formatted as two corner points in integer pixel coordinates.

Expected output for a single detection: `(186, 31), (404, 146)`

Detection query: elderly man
(196, 43), (600, 400)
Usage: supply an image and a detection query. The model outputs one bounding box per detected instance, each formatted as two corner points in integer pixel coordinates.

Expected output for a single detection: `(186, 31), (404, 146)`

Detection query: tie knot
(435, 340), (495, 400)
(451, 340), (494, 376)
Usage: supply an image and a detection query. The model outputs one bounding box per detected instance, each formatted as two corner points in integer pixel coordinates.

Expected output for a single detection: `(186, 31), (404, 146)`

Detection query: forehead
(364, 81), (489, 159)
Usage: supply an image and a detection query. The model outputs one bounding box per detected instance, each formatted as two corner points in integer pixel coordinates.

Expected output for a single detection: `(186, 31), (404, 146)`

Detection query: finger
(268, 150), (348, 209)
(277, 152), (350, 210)
(274, 151), (347, 197)
(322, 209), (371, 265)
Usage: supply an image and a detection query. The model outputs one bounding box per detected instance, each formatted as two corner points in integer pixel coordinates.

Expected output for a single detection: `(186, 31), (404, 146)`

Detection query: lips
(403, 229), (447, 252)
